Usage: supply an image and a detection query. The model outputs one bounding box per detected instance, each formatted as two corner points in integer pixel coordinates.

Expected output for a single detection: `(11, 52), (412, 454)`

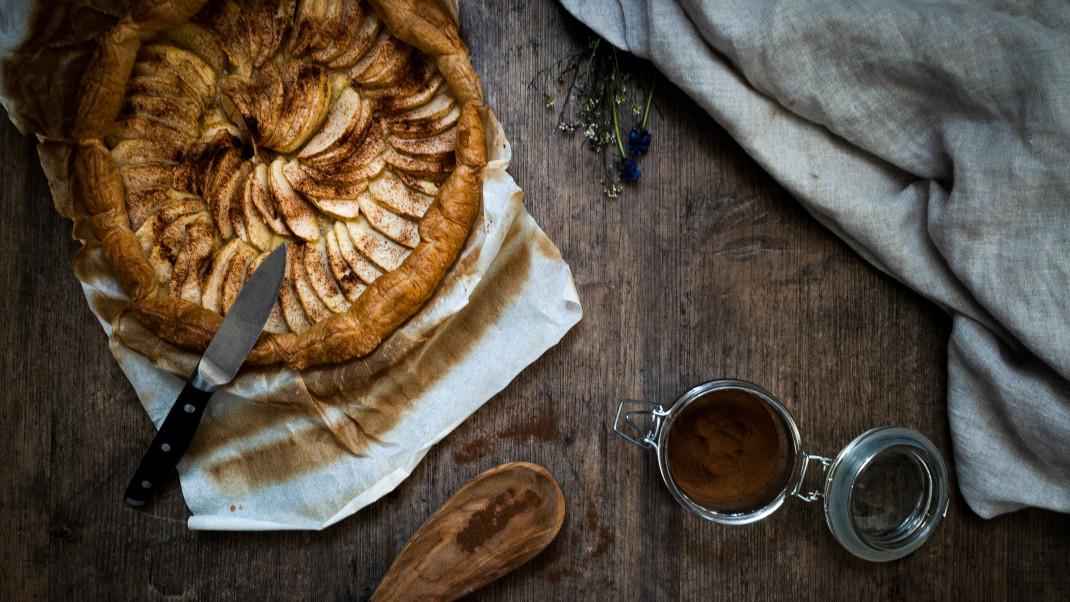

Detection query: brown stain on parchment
(533, 228), (561, 261)
(205, 422), (346, 494)
(187, 401), (313, 459)
(203, 215), (537, 492)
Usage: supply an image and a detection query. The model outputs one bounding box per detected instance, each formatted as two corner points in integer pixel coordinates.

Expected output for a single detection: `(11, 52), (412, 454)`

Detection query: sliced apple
(311, 198), (362, 219)
(389, 126), (456, 158)
(138, 44), (216, 101)
(392, 91), (455, 124)
(304, 122), (387, 179)
(328, 12), (382, 69)
(203, 147), (246, 239)
(222, 161), (254, 239)
(220, 65), (285, 146)
(287, 0), (329, 57)
(108, 115), (193, 152)
(120, 163), (178, 192)
(130, 64), (207, 114)
(310, 0), (365, 64)
(279, 281), (309, 333)
(291, 244), (332, 323)
(333, 221), (382, 284)
(308, 0), (343, 56)
(251, 0), (294, 68)
(297, 87), (363, 159)
(111, 139), (178, 166)
(135, 196), (206, 253)
(302, 240), (349, 313)
(356, 192), (420, 248)
(246, 251), (289, 333)
(393, 170), (441, 197)
(221, 242), (259, 314)
(164, 22), (228, 72)
(349, 33), (412, 86)
(196, 0), (251, 75)
(249, 162), (290, 235)
(201, 107), (245, 141)
(389, 102), (461, 139)
(325, 228), (366, 302)
(168, 213), (215, 303)
(266, 63), (330, 153)
(254, 63), (287, 142)
(123, 94), (202, 137)
(334, 155), (388, 184)
(279, 244), (311, 332)
(242, 4), (265, 69)
(369, 73), (444, 115)
(368, 173), (435, 219)
(200, 238), (244, 314)
(239, 176), (275, 251)
(147, 212), (202, 288)
(300, 99), (376, 166)
(283, 159), (368, 202)
(361, 56), (437, 100)
(346, 218), (410, 271)
(268, 157), (321, 242)
(384, 147), (454, 182)
(128, 188), (197, 230)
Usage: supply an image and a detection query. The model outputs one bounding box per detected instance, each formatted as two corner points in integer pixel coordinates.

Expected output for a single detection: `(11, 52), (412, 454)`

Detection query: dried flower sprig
(534, 37), (656, 197)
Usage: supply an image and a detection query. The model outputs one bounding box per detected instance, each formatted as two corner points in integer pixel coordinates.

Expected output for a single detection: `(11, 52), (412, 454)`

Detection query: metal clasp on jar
(790, 452), (834, 502)
(612, 399), (670, 448)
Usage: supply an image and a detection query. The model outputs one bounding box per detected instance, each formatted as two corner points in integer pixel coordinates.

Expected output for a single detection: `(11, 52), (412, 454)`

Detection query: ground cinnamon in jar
(665, 388), (793, 513)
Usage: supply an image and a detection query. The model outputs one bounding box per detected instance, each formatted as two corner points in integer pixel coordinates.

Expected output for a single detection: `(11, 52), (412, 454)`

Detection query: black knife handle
(123, 380), (213, 508)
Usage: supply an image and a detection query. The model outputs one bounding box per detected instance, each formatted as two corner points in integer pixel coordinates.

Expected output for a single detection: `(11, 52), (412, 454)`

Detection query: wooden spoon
(372, 462), (565, 601)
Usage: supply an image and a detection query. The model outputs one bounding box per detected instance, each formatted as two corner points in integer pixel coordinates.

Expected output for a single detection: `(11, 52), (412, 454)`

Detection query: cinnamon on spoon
(372, 462), (565, 602)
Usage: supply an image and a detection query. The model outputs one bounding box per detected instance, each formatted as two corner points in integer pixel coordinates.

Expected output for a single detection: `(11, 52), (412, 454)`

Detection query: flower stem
(611, 93), (626, 157)
(641, 78), (655, 128)
(584, 38), (600, 77)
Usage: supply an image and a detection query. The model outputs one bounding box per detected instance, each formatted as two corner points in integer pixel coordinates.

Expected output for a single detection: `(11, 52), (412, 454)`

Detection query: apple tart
(71, 0), (485, 369)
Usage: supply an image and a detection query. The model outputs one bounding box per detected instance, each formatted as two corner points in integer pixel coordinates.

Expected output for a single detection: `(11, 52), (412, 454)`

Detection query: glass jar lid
(822, 427), (949, 562)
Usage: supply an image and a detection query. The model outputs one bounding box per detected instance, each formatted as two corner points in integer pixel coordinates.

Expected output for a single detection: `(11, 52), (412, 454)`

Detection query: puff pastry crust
(72, 0), (485, 369)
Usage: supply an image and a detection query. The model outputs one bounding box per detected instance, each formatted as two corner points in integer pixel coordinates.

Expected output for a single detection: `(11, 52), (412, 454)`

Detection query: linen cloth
(560, 0), (1070, 518)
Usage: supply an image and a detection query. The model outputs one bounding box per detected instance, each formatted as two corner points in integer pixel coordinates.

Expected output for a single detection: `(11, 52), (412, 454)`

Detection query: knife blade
(123, 244), (287, 508)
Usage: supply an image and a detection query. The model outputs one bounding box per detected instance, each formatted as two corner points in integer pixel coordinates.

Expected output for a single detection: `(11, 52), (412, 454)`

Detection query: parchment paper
(3, 1), (582, 530)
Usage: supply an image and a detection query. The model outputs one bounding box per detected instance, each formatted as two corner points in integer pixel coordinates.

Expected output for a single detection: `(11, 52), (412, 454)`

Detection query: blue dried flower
(627, 127), (651, 155)
(618, 156), (641, 182)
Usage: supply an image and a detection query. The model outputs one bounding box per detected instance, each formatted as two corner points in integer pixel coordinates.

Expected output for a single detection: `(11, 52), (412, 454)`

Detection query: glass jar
(613, 379), (949, 562)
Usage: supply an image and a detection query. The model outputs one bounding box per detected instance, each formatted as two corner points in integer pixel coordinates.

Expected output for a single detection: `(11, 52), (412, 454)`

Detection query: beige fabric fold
(560, 0), (1070, 517)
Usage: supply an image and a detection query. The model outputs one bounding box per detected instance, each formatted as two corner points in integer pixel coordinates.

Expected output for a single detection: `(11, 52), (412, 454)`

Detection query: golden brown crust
(132, 0), (212, 33)
(369, 0), (484, 105)
(73, 20), (142, 139)
(72, 0), (486, 369)
(74, 141), (158, 300)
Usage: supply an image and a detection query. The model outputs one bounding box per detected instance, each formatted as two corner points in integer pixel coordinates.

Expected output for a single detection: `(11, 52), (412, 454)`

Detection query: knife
(123, 244), (287, 508)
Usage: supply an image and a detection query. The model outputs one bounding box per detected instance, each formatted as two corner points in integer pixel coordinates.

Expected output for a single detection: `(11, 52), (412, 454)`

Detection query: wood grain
(1, 1), (1067, 600)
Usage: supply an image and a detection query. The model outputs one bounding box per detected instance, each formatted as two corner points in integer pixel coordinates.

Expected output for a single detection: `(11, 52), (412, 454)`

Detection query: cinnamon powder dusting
(452, 407), (558, 464)
(456, 487), (540, 553)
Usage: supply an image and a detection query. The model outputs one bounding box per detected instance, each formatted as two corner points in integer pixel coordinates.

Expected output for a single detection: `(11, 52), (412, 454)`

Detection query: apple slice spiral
(103, 0), (469, 337)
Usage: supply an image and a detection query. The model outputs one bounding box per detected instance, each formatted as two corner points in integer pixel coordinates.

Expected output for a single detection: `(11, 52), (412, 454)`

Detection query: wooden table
(2, 2), (1066, 600)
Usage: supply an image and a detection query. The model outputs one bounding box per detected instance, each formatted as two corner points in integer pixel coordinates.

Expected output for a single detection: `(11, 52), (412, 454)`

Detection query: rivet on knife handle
(123, 381), (213, 507)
